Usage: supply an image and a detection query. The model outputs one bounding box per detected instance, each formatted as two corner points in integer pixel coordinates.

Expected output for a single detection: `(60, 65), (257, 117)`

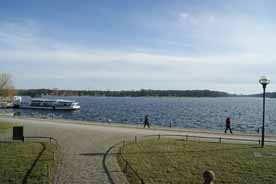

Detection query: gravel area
(0, 116), (275, 184)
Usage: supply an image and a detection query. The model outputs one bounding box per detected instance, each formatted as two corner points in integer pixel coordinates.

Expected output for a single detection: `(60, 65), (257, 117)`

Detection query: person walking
(224, 117), (233, 134)
(143, 115), (150, 128)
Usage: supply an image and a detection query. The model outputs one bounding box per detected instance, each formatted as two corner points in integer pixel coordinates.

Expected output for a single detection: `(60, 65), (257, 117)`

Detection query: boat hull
(13, 96), (81, 111)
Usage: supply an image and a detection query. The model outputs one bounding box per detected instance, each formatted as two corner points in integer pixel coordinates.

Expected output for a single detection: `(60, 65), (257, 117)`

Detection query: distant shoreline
(1, 115), (276, 138)
(15, 89), (276, 98)
(16, 89), (234, 97)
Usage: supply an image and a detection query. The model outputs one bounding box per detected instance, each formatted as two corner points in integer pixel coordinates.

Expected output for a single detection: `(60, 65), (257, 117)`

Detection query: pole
(261, 85), (266, 147)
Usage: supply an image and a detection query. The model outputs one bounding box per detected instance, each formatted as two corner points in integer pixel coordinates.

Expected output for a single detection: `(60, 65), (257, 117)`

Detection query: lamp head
(259, 76), (270, 87)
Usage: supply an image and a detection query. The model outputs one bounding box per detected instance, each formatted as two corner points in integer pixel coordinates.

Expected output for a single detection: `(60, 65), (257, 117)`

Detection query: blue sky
(1, 0), (276, 93)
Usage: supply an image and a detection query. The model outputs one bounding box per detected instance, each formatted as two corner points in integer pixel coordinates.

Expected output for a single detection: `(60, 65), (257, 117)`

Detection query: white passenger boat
(13, 96), (80, 110)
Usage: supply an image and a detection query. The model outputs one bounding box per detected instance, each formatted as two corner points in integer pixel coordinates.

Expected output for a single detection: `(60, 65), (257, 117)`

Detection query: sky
(1, 0), (276, 94)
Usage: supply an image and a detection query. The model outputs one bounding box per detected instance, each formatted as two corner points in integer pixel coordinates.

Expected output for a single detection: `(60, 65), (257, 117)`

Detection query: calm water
(2, 97), (276, 133)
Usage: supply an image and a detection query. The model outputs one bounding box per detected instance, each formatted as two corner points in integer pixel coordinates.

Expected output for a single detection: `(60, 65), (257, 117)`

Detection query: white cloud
(178, 12), (190, 20)
(176, 12), (276, 55)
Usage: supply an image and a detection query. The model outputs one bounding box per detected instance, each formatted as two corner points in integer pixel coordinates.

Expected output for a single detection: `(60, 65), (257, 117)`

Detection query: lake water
(1, 96), (276, 133)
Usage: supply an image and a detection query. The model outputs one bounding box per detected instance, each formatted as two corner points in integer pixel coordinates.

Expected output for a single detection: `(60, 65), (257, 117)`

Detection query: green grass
(117, 139), (276, 184)
(0, 142), (57, 184)
(0, 122), (13, 128)
(0, 122), (15, 133)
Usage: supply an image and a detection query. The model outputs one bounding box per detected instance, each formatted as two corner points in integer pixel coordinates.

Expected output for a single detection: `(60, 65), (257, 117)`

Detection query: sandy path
(0, 117), (275, 184)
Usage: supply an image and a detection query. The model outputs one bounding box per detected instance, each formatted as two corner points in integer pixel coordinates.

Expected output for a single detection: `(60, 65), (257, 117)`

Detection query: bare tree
(0, 73), (15, 97)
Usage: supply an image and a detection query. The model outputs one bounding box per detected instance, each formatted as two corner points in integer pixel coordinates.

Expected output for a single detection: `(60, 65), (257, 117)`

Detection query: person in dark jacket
(224, 117), (232, 134)
(143, 115), (150, 128)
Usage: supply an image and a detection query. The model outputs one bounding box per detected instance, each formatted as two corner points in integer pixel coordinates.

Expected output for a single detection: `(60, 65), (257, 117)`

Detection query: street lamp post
(259, 76), (270, 147)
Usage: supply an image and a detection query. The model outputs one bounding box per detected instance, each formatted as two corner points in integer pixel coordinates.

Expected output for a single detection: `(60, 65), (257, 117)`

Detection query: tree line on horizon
(1, 73), (275, 98)
(16, 89), (233, 97)
(14, 89), (276, 98)
(0, 73), (235, 98)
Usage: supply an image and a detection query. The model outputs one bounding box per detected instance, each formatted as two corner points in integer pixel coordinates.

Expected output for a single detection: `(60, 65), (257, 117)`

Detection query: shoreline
(1, 115), (275, 138)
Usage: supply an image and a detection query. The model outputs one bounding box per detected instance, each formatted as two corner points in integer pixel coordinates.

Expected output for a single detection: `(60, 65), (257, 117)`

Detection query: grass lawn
(117, 139), (276, 184)
(0, 142), (57, 184)
(0, 122), (15, 133)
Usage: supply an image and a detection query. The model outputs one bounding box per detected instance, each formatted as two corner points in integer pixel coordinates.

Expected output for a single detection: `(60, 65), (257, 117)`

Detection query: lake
(1, 96), (276, 133)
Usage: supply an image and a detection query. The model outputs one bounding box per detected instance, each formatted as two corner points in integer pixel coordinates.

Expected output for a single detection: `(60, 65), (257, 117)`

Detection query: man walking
(224, 117), (233, 134)
(144, 115), (150, 128)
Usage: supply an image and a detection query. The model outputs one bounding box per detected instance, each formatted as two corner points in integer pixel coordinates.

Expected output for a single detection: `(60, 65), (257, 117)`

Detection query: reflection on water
(1, 97), (276, 133)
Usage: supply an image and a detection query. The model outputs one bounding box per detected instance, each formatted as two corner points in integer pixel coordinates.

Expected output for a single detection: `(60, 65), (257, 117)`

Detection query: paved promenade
(0, 116), (275, 184)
